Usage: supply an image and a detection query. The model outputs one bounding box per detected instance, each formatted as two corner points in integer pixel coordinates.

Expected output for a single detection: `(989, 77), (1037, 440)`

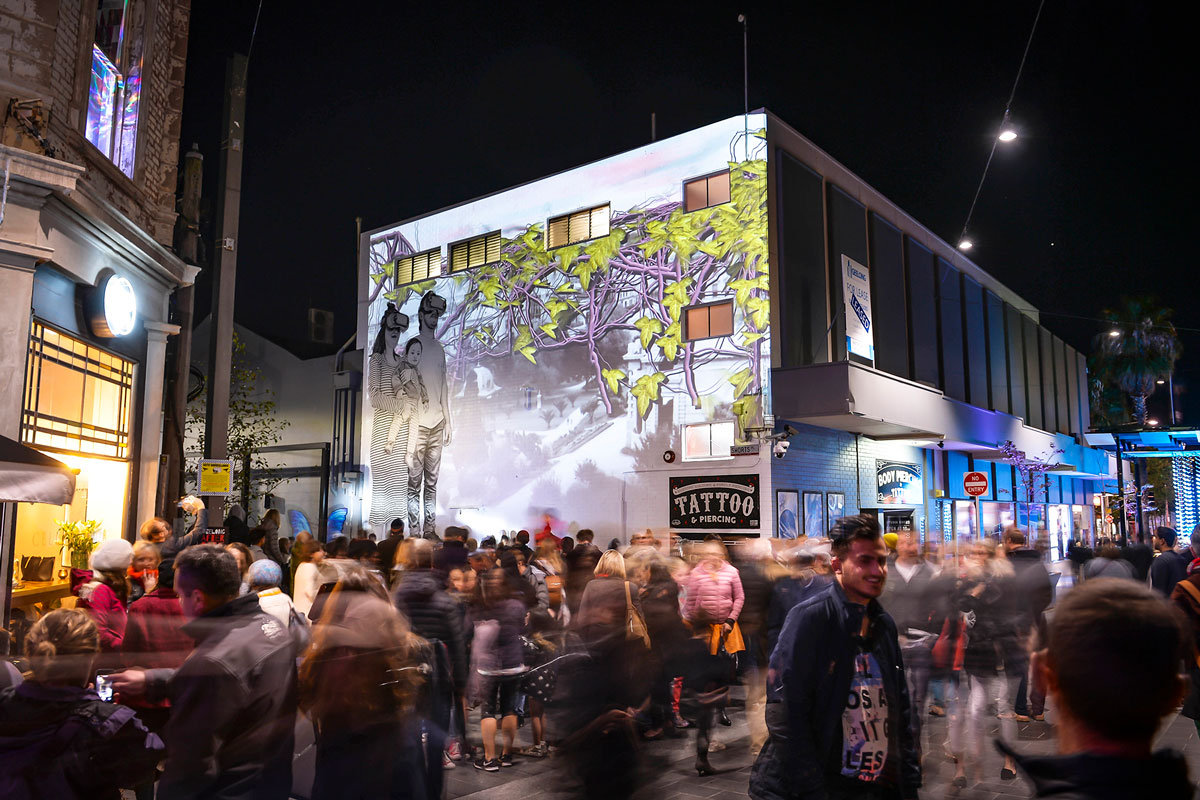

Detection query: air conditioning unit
(308, 308), (334, 345)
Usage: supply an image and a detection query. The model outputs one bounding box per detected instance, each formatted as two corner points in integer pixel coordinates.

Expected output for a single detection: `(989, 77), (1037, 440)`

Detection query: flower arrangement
(58, 519), (102, 569)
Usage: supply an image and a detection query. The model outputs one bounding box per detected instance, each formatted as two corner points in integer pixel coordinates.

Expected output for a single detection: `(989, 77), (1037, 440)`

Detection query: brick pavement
(443, 689), (1200, 799)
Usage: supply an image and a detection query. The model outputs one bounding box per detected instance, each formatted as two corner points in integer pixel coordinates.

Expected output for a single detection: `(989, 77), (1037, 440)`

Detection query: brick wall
(1, 0), (190, 247)
(769, 420), (928, 535)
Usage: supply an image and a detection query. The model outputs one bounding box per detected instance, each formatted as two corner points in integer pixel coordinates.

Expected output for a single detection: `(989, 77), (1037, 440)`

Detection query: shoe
(473, 758), (500, 772)
(499, 752), (516, 767)
(952, 775), (967, 788)
(708, 740), (727, 752)
(529, 742), (549, 758)
(442, 751), (456, 769)
(1001, 767), (1017, 781)
(1015, 714), (1031, 722)
(673, 713), (691, 729)
(718, 710), (731, 726)
(928, 705), (946, 717)
(446, 738), (464, 760)
(695, 756), (714, 777)
(997, 711), (1017, 720)
(1031, 713), (1045, 722)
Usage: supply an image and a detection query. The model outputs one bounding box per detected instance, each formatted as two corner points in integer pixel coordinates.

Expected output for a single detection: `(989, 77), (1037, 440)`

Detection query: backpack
(545, 574), (564, 608)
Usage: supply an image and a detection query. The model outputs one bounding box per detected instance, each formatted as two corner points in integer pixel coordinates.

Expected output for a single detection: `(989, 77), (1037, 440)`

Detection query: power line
(246, 0), (265, 64)
(957, 0), (1046, 248)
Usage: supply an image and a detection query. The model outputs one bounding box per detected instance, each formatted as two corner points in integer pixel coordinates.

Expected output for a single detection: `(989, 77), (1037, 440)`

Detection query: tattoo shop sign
(669, 474), (760, 530)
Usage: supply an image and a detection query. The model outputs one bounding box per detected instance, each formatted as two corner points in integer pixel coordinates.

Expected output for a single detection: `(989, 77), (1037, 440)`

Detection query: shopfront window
(954, 500), (978, 548)
(22, 321), (133, 459)
(980, 501), (1015, 540)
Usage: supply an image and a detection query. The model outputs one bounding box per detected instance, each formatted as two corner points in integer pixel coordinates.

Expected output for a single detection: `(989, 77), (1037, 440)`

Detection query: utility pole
(204, 53), (248, 516)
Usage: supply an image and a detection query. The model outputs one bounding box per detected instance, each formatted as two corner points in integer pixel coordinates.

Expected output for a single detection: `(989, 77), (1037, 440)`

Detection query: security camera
(783, 424), (799, 437)
(773, 440), (790, 459)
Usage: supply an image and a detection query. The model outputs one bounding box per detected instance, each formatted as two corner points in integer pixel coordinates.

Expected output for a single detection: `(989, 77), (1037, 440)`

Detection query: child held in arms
(385, 338), (428, 459)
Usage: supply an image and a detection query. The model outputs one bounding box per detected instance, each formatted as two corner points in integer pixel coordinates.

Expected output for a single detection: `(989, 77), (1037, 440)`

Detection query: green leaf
(631, 372), (668, 418)
(745, 295), (770, 329)
(740, 331), (765, 347)
(634, 315), (664, 349)
(728, 367), (755, 399)
(601, 368), (626, 395)
(539, 323), (558, 339)
(656, 321), (682, 361)
(518, 345), (537, 364)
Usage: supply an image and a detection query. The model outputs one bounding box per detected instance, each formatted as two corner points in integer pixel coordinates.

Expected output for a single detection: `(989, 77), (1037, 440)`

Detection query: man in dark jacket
(111, 545), (298, 800)
(1000, 578), (1193, 799)
(1003, 528), (1053, 721)
(878, 531), (937, 739)
(750, 515), (920, 800)
(1151, 527), (1189, 597)
(564, 528), (601, 616)
(393, 539), (468, 693)
(434, 525), (471, 579)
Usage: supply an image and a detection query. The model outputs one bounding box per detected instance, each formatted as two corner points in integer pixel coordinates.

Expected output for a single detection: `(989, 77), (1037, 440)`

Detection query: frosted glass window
(683, 421), (735, 461)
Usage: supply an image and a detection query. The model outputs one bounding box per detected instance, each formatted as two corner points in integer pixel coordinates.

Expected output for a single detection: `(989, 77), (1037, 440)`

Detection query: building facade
(355, 112), (1109, 551)
(2, 0), (193, 618)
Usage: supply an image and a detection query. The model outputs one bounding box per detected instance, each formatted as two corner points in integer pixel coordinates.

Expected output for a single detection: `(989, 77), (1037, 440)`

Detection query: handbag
(19, 556), (56, 583)
(624, 581), (651, 648)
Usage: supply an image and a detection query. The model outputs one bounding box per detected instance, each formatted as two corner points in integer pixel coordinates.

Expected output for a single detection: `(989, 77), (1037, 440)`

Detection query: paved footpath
(445, 690), (1200, 799)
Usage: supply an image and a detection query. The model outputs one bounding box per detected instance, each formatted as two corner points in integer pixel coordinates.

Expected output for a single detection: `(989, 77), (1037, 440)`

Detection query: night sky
(179, 1), (1193, 423)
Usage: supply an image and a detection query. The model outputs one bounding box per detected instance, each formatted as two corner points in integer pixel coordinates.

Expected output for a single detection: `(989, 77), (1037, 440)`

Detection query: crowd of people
(1, 502), (1198, 799)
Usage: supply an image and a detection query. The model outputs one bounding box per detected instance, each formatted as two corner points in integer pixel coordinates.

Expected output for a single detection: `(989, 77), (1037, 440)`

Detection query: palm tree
(1093, 298), (1181, 426)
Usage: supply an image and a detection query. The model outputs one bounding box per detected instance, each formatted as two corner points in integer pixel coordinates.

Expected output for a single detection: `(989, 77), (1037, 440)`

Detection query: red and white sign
(963, 471), (989, 497)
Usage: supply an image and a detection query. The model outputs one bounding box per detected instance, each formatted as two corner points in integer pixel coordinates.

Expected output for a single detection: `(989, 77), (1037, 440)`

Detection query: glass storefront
(12, 322), (134, 607)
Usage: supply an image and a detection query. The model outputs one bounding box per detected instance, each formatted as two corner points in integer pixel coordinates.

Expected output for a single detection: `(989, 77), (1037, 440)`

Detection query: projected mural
(360, 116), (770, 537)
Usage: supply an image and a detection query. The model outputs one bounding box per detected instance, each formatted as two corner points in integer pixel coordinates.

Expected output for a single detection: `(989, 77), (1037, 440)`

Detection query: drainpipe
(0, 156), (12, 228)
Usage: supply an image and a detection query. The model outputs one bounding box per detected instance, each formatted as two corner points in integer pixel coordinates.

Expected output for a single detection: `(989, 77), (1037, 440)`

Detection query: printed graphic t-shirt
(840, 647), (889, 782)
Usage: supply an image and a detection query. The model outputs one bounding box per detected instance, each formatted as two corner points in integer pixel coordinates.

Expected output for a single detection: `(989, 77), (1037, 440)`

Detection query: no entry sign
(963, 471), (989, 497)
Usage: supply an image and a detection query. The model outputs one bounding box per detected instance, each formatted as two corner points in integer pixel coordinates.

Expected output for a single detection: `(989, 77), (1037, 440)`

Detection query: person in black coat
(392, 540), (468, 695)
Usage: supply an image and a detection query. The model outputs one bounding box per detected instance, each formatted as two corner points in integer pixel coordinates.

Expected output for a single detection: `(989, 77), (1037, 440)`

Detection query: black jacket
(1007, 548), (1053, 639)
(1151, 549), (1190, 598)
(564, 543), (601, 614)
(0, 681), (163, 799)
(145, 593), (298, 800)
(750, 581), (920, 800)
(997, 740), (1193, 799)
(765, 574), (834, 659)
(392, 570), (468, 689)
(878, 559), (937, 636)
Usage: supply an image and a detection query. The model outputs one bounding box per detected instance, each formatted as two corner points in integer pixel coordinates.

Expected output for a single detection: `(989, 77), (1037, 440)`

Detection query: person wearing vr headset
(750, 514), (920, 800)
(407, 291), (452, 537)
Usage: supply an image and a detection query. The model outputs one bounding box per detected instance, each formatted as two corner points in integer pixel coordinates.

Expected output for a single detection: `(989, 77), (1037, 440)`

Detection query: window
(450, 231), (502, 273)
(86, 0), (144, 178)
(683, 170), (731, 212)
(22, 321), (134, 459)
(683, 422), (735, 461)
(684, 301), (734, 341)
(547, 204), (609, 249)
(394, 248), (442, 285)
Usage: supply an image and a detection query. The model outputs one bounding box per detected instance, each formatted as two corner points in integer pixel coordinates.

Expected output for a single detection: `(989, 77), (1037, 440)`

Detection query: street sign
(730, 443), (759, 456)
(963, 471), (989, 497)
(197, 459), (234, 496)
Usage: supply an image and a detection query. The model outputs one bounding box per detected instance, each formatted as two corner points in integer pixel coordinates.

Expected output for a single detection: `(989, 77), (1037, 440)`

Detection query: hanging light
(958, 239), (974, 251)
(1108, 329), (1121, 337)
(998, 128), (1018, 142)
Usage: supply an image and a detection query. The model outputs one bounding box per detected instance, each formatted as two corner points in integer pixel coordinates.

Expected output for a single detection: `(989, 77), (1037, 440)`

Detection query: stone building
(1, 0), (194, 621)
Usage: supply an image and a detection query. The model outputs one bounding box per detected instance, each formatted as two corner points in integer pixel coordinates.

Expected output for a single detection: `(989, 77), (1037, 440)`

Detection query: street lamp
(998, 128), (1018, 142)
(958, 239), (974, 251)
(1109, 329), (1121, 337)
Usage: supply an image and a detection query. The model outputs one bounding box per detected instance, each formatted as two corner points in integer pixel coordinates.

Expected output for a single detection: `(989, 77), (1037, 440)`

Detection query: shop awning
(1084, 427), (1200, 456)
(0, 435), (76, 505)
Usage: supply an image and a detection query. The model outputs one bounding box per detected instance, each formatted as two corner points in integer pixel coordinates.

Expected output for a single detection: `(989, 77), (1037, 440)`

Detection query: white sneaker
(442, 751), (456, 769)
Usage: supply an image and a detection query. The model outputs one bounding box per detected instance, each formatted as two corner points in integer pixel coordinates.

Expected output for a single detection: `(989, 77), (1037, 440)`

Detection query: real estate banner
(842, 254), (874, 362)
(669, 474), (760, 530)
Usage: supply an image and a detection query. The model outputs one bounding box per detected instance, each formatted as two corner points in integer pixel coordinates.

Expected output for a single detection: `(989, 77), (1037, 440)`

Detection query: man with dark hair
(565, 529), (601, 616)
(1002, 527), (1053, 722)
(389, 517), (405, 538)
(110, 545), (298, 799)
(435, 525), (470, 578)
(751, 515), (920, 800)
(513, 530), (533, 561)
(1151, 527), (1189, 597)
(1002, 578), (1192, 798)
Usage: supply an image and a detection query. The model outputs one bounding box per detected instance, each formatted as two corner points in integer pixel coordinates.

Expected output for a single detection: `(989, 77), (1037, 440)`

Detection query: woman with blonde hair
(575, 549), (641, 640)
(0, 609), (164, 798)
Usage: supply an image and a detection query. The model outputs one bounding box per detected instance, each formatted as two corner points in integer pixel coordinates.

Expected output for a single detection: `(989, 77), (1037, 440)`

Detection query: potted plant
(58, 519), (102, 569)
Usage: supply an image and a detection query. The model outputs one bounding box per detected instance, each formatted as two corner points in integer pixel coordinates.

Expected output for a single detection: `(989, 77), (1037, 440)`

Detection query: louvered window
(683, 170), (731, 212)
(450, 232), (502, 273)
(394, 248), (442, 285)
(546, 204), (610, 249)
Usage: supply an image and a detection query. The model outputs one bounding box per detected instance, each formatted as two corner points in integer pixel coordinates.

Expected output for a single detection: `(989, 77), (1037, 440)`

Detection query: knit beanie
(246, 558), (282, 589)
(91, 538), (133, 572)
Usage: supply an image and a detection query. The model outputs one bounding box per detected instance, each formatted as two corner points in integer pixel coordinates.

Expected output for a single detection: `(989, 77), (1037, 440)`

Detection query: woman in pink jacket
(73, 538), (132, 660)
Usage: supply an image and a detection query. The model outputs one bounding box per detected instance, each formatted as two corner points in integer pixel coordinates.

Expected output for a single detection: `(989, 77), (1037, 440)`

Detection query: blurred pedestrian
(766, 541), (833, 657)
(468, 567), (527, 772)
(1003, 528), (1052, 723)
(576, 549), (640, 638)
(565, 529), (601, 616)
(879, 531), (937, 742)
(1083, 540), (1136, 581)
(513, 548), (550, 611)
(1004, 579), (1193, 798)
(637, 557), (688, 738)
(0, 609), (164, 799)
(224, 542), (253, 588)
(750, 515), (920, 800)
(300, 568), (431, 799)
(733, 538), (776, 754)
(246, 559), (304, 632)
(293, 539), (325, 620)
(532, 540), (568, 621)
(109, 544), (298, 799)
(74, 538), (133, 656)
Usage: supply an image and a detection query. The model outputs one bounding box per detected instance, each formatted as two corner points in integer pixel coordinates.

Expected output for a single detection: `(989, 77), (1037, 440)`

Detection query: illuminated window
(450, 232), (502, 273)
(22, 321), (134, 459)
(684, 301), (735, 341)
(683, 422), (735, 461)
(683, 170), (731, 212)
(547, 204), (609, 249)
(85, 1), (143, 178)
(394, 248), (442, 285)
